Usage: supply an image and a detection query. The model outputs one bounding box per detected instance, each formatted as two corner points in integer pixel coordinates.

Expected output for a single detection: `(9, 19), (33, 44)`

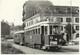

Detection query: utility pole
(70, 0), (73, 44)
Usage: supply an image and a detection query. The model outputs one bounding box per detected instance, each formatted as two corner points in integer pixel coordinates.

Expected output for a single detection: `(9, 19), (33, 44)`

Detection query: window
(45, 26), (47, 34)
(36, 29), (37, 34)
(33, 29), (35, 34)
(50, 26), (52, 34)
(61, 26), (63, 31)
(76, 26), (79, 30)
(38, 28), (40, 34)
(75, 18), (79, 22)
(66, 18), (71, 22)
(61, 18), (63, 22)
(76, 33), (79, 38)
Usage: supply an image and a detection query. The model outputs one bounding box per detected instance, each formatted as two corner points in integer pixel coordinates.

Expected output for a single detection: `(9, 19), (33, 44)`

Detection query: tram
(14, 21), (66, 50)
(14, 30), (24, 45)
(24, 18), (66, 50)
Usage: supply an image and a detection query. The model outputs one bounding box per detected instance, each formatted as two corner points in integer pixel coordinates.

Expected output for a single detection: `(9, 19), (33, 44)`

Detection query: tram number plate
(50, 41), (57, 45)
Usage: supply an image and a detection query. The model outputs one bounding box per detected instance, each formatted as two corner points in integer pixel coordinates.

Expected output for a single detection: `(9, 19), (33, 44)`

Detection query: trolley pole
(70, 0), (73, 45)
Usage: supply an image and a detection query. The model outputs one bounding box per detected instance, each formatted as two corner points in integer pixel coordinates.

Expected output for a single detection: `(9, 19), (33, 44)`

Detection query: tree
(64, 23), (76, 41)
(1, 20), (10, 37)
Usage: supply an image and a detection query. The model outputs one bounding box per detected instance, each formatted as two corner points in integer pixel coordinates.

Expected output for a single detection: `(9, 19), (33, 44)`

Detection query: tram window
(14, 35), (16, 38)
(38, 28), (40, 34)
(28, 31), (29, 35)
(30, 30), (32, 34)
(36, 29), (37, 34)
(50, 26), (52, 34)
(61, 26), (63, 31)
(27, 31), (28, 35)
(17, 35), (18, 37)
(41, 26), (44, 35)
(45, 26), (47, 34)
(31, 30), (32, 34)
(53, 26), (59, 34)
(30, 31), (31, 34)
(32, 30), (34, 34)
(31, 30), (33, 34)
(30, 30), (31, 34)
(33, 29), (35, 34)
(28, 31), (30, 35)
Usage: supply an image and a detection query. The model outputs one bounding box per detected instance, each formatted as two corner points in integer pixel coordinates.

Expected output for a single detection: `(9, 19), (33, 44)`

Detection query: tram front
(41, 18), (66, 50)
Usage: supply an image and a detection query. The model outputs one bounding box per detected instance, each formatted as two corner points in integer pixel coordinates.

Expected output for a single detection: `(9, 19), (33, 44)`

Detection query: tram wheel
(33, 44), (36, 48)
(37, 45), (41, 50)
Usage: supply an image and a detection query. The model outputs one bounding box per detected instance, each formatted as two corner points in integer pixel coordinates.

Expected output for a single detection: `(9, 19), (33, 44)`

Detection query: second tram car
(14, 30), (24, 45)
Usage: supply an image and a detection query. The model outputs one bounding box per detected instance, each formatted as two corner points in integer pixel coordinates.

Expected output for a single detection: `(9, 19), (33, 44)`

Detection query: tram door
(49, 26), (60, 45)
(20, 33), (24, 44)
(41, 26), (45, 46)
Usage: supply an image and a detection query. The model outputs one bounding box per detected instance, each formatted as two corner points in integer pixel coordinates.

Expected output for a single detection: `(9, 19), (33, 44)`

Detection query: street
(7, 39), (79, 54)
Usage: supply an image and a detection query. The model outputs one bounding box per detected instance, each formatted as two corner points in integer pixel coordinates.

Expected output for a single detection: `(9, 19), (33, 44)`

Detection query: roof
(23, 1), (79, 21)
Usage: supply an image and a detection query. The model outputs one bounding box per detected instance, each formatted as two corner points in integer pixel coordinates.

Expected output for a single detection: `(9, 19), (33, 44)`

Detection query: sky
(0, 0), (79, 26)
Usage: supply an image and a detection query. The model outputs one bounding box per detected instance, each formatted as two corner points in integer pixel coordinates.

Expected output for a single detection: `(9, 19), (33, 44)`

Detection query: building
(1, 20), (10, 37)
(22, 1), (79, 42)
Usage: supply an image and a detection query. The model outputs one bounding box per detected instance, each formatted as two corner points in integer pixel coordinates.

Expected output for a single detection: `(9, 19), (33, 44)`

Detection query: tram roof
(14, 30), (24, 34)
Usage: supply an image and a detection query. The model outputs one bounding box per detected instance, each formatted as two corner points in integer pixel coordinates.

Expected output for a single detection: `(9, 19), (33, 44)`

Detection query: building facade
(22, 1), (79, 42)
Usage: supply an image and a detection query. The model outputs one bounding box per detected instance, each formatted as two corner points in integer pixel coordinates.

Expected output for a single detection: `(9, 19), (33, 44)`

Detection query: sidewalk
(61, 45), (79, 52)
